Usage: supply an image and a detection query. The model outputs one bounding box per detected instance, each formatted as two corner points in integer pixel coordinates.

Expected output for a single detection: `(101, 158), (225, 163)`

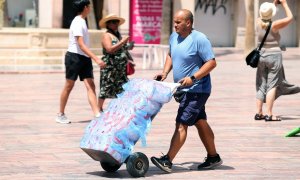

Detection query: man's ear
(187, 19), (192, 28)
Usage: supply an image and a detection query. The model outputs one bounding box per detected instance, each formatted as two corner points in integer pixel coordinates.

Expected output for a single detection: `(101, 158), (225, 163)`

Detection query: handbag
(125, 50), (135, 75)
(246, 22), (272, 68)
(126, 62), (135, 75)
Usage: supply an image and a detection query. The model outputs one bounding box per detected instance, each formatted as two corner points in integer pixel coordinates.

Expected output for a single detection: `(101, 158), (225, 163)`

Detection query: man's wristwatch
(190, 75), (196, 82)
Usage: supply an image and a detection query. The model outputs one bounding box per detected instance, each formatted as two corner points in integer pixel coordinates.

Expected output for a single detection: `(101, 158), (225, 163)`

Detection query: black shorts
(64, 52), (93, 81)
(176, 92), (210, 126)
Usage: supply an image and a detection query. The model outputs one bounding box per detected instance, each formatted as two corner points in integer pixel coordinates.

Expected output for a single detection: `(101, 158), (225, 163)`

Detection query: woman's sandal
(265, 115), (281, 121)
(254, 114), (266, 120)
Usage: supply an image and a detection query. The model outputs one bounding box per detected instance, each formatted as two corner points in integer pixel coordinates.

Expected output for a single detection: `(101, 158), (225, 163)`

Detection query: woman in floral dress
(98, 14), (135, 112)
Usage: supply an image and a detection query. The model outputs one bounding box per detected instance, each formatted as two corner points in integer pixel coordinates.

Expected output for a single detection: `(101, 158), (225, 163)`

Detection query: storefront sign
(129, 0), (163, 44)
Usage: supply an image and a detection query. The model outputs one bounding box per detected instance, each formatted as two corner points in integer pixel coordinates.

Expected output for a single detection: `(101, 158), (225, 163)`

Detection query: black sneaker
(197, 154), (223, 170)
(151, 155), (173, 173)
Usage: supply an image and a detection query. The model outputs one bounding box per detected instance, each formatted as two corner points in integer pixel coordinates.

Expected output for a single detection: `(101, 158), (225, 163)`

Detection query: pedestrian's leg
(254, 98), (266, 120)
(195, 120), (217, 156)
(98, 98), (105, 112)
(266, 87), (276, 116)
(256, 99), (264, 115)
(196, 120), (222, 170)
(83, 78), (100, 116)
(255, 62), (267, 119)
(59, 79), (75, 114)
(265, 87), (281, 121)
(167, 123), (188, 161)
(150, 123), (187, 173)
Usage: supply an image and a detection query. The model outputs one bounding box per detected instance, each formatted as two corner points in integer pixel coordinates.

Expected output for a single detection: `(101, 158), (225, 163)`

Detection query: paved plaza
(0, 48), (300, 179)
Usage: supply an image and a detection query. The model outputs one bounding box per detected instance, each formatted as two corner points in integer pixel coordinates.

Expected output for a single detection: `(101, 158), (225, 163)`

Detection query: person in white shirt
(55, 0), (106, 124)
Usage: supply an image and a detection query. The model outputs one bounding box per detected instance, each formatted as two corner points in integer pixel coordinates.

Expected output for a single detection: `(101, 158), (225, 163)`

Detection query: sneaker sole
(198, 159), (223, 170)
(150, 158), (172, 173)
(55, 119), (71, 124)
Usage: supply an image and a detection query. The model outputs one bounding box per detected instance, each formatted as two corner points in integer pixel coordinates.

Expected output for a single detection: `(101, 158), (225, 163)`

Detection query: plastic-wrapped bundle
(80, 78), (179, 163)
(122, 78), (173, 104)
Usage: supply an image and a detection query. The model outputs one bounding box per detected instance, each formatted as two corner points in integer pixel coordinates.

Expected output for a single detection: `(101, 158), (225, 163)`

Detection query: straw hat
(99, 14), (125, 28)
(259, 2), (276, 20)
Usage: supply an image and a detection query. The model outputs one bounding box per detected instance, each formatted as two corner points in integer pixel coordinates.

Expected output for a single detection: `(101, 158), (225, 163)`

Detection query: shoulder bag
(246, 22), (272, 68)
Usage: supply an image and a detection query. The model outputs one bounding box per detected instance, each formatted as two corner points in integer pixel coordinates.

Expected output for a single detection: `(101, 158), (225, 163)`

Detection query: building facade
(1, 0), (300, 48)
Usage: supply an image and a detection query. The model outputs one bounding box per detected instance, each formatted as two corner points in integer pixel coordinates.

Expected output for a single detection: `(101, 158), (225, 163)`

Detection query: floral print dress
(99, 34), (128, 99)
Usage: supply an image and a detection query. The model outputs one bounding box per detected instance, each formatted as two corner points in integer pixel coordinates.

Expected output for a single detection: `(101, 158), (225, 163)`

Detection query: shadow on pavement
(87, 170), (130, 178)
(86, 162), (234, 178)
(74, 119), (92, 123)
(280, 115), (300, 121)
(177, 161), (234, 171)
(87, 165), (192, 178)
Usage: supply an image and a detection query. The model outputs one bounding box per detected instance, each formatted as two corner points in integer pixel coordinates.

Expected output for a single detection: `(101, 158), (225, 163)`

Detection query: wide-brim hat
(259, 2), (276, 20)
(99, 14), (125, 28)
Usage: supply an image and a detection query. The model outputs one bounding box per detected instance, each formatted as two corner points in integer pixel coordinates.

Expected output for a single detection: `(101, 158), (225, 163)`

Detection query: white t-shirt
(67, 15), (90, 57)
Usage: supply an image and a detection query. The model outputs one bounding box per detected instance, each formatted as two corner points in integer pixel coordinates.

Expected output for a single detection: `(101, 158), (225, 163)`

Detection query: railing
(134, 44), (169, 69)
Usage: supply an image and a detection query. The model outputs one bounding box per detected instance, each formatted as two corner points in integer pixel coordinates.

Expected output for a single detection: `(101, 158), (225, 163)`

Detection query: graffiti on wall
(195, 0), (227, 15)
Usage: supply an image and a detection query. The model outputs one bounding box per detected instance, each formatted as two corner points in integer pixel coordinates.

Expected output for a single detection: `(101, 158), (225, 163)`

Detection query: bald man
(151, 9), (222, 173)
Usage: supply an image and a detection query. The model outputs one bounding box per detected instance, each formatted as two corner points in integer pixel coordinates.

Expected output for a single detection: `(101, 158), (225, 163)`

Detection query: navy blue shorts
(176, 92), (210, 126)
(64, 52), (93, 81)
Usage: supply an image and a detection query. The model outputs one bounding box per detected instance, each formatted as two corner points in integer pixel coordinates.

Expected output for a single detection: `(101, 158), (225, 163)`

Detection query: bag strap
(258, 21), (272, 50)
(107, 32), (119, 42)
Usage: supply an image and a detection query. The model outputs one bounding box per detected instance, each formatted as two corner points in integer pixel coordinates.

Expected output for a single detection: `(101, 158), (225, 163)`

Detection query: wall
(235, 0), (246, 48)
(38, 0), (52, 28)
(3, 0), (300, 47)
(38, 0), (63, 28)
(52, 0), (63, 28)
(194, 0), (236, 46)
(173, 0), (195, 18)
(0, 28), (104, 49)
(120, 0), (129, 35)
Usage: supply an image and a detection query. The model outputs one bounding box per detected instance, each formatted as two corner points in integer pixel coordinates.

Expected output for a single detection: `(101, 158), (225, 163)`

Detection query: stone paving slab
(0, 48), (299, 179)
